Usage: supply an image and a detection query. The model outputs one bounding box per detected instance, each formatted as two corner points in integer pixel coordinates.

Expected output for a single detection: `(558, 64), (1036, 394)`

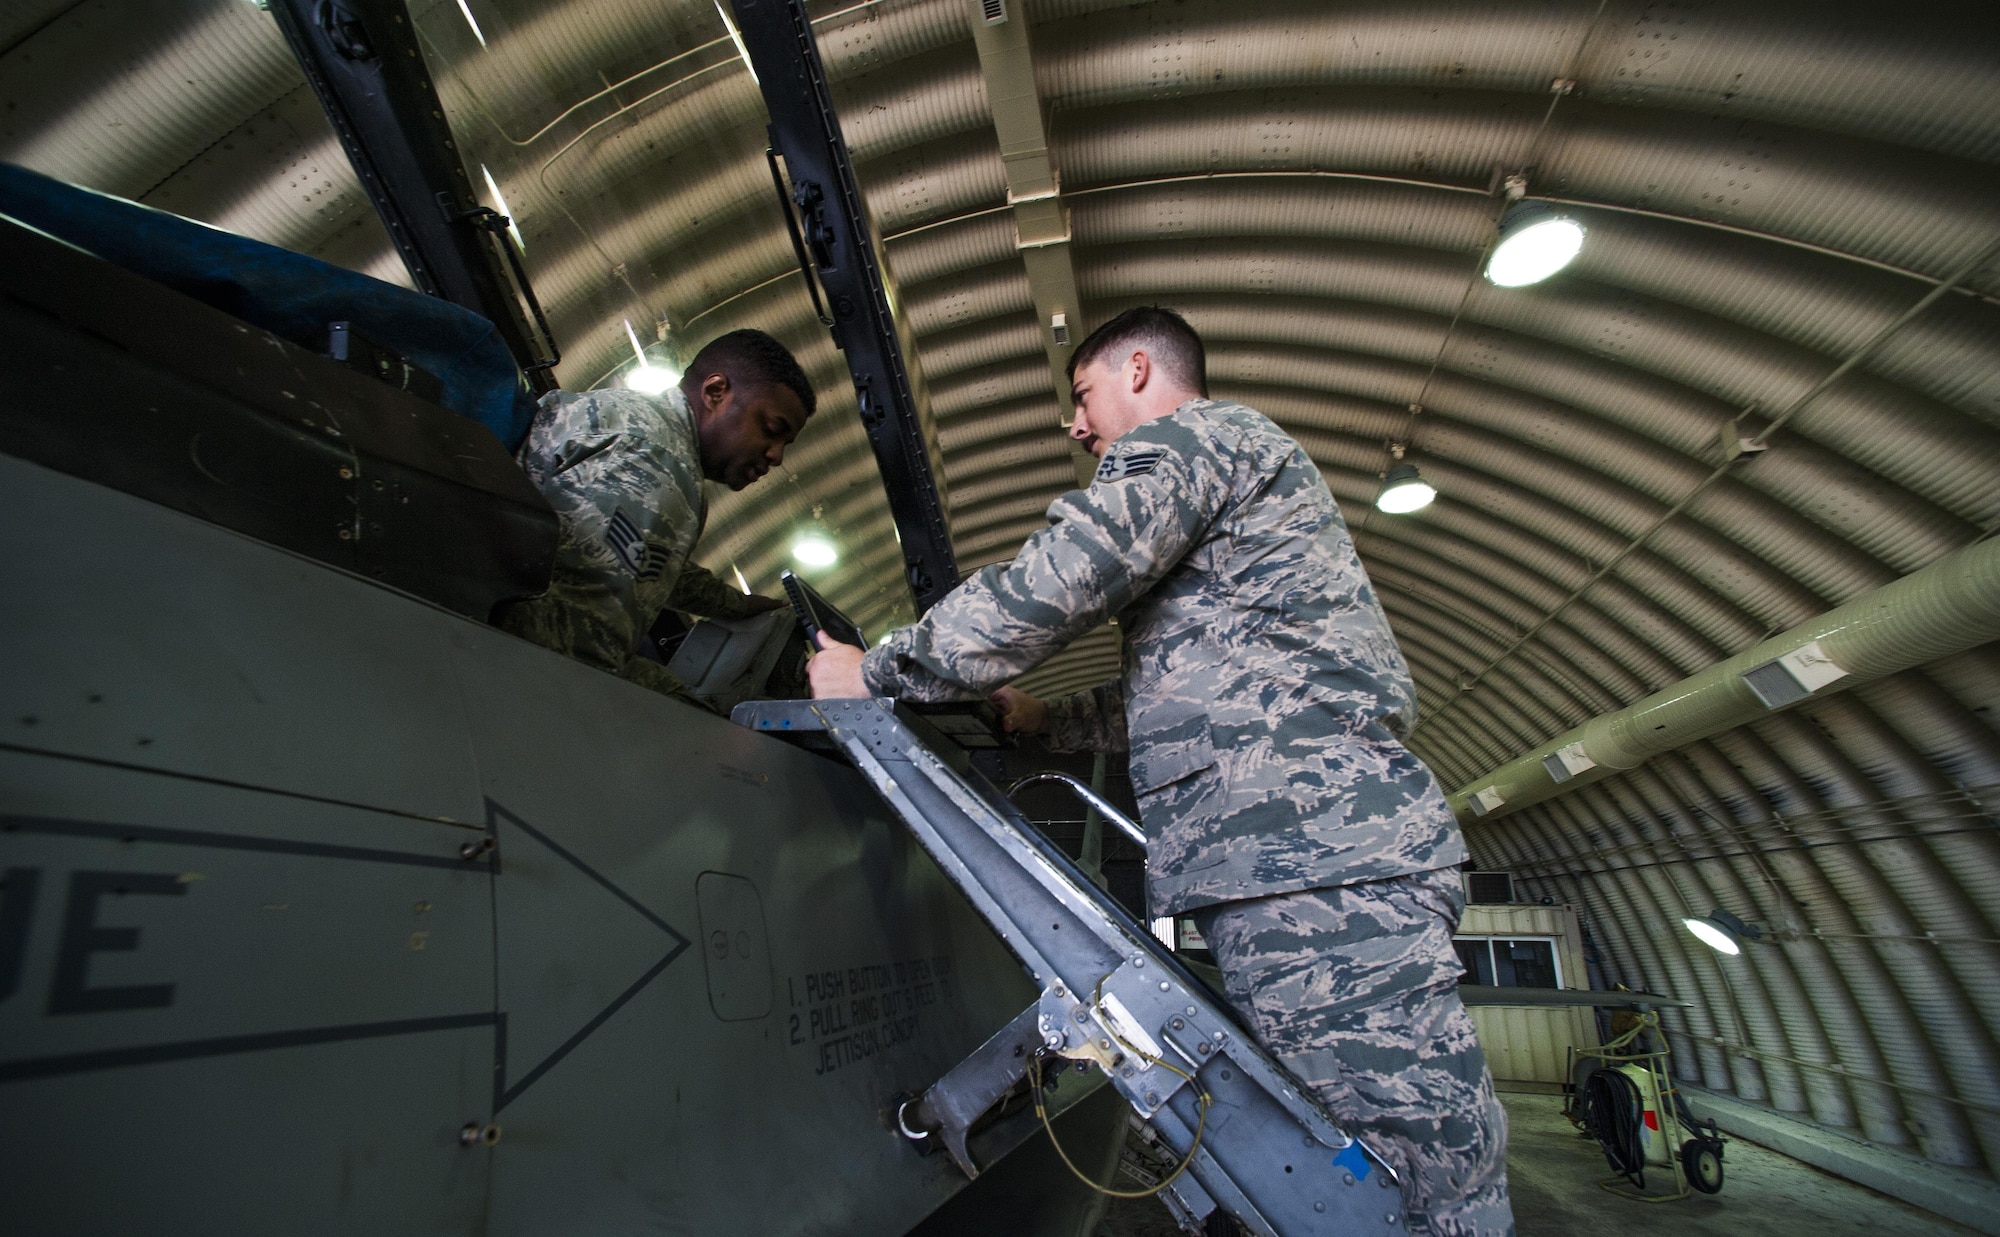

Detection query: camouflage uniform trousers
(1191, 866), (1513, 1237)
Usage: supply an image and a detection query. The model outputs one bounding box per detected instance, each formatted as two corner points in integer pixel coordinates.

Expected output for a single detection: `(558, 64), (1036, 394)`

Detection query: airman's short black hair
(683, 329), (816, 416)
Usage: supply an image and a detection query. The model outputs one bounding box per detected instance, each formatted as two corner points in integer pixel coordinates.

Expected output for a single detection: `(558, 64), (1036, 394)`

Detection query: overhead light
(622, 318), (678, 395)
(1485, 202), (1584, 287)
(791, 531), (838, 568)
(716, 0), (758, 85)
(454, 0), (487, 47)
(1683, 909), (1762, 955)
(624, 365), (677, 396)
(1375, 463), (1436, 514)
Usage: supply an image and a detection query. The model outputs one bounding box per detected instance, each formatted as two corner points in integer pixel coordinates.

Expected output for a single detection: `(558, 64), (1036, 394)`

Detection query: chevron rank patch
(1096, 449), (1165, 483)
(604, 506), (665, 580)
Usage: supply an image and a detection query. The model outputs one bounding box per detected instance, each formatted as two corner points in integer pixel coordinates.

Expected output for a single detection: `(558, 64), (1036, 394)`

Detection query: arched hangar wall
(1, 0), (1996, 1175)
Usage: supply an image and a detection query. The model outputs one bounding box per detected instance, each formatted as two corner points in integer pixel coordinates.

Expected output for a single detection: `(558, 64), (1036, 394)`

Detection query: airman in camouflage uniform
(825, 308), (1510, 1234)
(496, 330), (813, 707)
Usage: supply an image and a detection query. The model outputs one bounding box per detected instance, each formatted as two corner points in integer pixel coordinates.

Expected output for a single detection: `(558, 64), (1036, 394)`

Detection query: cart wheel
(1681, 1138), (1725, 1194)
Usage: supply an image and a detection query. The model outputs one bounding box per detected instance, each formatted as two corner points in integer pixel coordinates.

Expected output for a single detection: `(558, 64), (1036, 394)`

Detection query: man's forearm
(666, 562), (758, 619)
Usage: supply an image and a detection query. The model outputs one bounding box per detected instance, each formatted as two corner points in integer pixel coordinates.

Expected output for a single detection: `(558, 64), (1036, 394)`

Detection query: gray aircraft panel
(0, 750), (492, 1059)
(2, 452), (1103, 1234)
(0, 452), (488, 826)
(448, 633), (1044, 1235)
(0, 751), (496, 1236)
(8, 1025), (499, 1235)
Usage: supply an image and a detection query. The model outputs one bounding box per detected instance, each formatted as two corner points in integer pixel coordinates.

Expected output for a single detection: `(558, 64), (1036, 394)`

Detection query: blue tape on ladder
(1333, 1140), (1373, 1181)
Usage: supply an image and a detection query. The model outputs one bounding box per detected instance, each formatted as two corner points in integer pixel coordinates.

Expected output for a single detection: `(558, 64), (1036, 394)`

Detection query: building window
(1453, 936), (1562, 989)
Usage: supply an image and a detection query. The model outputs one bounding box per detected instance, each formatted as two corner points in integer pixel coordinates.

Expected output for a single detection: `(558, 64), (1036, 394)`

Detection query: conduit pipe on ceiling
(1446, 537), (2000, 822)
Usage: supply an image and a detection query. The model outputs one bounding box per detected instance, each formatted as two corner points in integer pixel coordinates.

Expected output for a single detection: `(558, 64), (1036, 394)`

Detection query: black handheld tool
(782, 570), (868, 651)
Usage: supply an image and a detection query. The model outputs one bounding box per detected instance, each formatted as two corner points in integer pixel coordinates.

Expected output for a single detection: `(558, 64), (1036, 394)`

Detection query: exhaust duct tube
(1446, 537), (2000, 822)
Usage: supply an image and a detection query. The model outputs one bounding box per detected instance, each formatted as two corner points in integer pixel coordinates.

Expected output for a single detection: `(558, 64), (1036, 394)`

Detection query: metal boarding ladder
(733, 698), (1408, 1237)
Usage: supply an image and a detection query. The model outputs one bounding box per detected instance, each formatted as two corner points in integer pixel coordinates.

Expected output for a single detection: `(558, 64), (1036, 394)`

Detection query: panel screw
(1343, 1173), (1355, 1186)
(1171, 1018), (1185, 1030)
(1146, 1092), (1160, 1106)
(1160, 981), (1170, 990)
(1198, 1042), (1211, 1055)
(1316, 1201), (1328, 1212)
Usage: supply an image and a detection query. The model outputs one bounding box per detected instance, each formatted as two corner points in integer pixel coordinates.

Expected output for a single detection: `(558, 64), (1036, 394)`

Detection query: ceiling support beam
(967, 1), (1095, 489)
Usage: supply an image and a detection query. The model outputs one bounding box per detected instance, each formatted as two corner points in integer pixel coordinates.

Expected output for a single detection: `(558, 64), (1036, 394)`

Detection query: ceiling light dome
(1485, 202), (1585, 288)
(1683, 908), (1762, 955)
(624, 364), (678, 396)
(791, 530), (839, 568)
(1375, 463), (1437, 514)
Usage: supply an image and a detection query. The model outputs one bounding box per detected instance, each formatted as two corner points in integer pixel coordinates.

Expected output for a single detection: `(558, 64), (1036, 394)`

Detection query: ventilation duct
(1447, 536), (2000, 822)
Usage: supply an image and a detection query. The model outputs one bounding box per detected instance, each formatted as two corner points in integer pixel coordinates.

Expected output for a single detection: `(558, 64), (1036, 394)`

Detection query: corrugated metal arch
(2, 0), (1996, 1182)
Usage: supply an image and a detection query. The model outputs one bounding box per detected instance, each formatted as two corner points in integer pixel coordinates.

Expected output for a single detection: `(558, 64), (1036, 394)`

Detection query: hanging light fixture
(791, 529), (839, 568)
(622, 318), (679, 396)
(624, 365), (677, 396)
(1375, 463), (1436, 514)
(1683, 909), (1763, 955)
(1485, 202), (1585, 288)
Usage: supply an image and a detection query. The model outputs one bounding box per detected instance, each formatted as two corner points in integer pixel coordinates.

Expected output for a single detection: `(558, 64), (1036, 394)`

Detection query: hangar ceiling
(4, 0), (1998, 1185)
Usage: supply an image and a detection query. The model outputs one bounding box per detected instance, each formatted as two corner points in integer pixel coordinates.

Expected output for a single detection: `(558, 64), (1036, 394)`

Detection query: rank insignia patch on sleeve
(604, 507), (665, 580)
(1096, 450), (1165, 482)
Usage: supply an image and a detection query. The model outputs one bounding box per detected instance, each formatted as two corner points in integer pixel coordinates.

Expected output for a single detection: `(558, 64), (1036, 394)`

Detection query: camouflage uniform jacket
(494, 385), (761, 701)
(861, 399), (1466, 916)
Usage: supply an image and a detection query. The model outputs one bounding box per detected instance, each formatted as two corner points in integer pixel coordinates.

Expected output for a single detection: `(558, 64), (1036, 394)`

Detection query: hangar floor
(1098, 1092), (1973, 1236)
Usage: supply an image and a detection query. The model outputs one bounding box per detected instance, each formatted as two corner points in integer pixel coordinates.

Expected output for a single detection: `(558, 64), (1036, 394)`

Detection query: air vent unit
(1466, 872), (1515, 904)
(1539, 741), (1596, 784)
(1743, 639), (1851, 710)
(981, 0), (1008, 25)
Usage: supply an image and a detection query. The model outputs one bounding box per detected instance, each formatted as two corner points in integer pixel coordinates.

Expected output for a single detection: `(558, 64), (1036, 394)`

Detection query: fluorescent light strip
(715, 1), (758, 85)
(479, 165), (524, 251)
(454, 0), (487, 48)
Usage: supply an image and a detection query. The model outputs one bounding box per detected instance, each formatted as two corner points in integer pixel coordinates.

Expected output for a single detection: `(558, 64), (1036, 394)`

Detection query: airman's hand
(990, 686), (1048, 736)
(807, 630), (870, 698)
